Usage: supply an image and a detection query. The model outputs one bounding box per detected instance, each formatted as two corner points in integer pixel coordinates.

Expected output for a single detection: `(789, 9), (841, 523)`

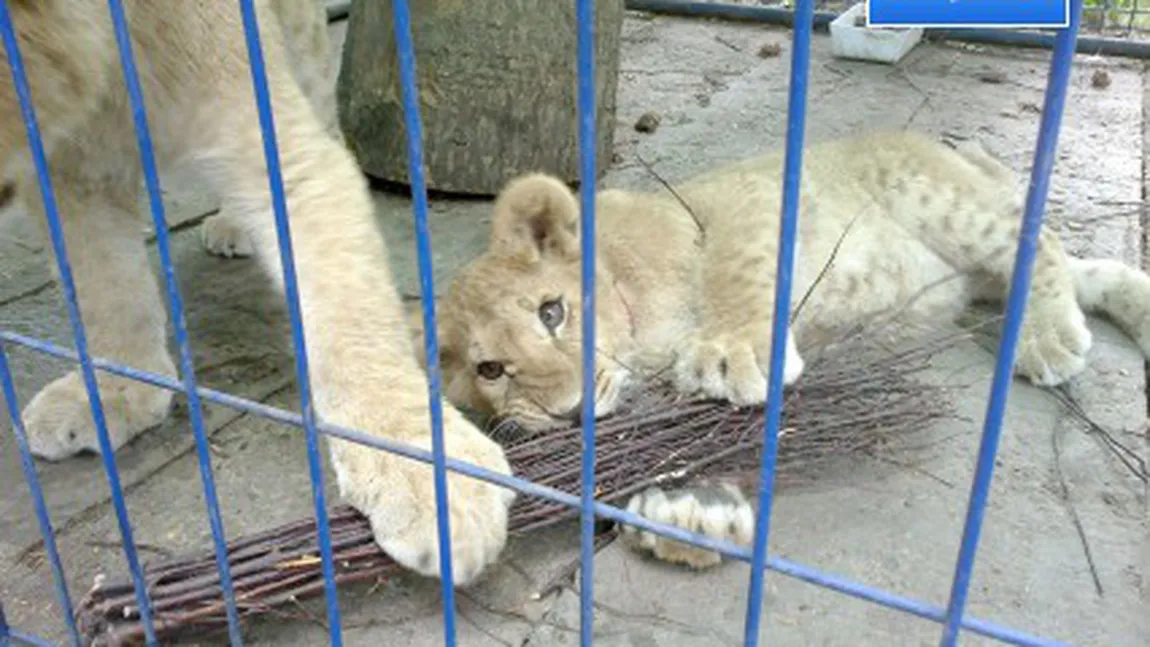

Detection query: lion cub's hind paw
(1015, 303), (1092, 386)
(621, 482), (754, 570)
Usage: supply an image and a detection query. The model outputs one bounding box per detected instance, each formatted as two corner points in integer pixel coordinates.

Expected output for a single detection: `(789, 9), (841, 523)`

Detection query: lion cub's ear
(490, 173), (580, 263)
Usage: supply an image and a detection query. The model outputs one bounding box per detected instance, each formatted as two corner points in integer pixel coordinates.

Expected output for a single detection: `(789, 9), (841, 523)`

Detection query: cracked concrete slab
(2, 8), (1148, 647)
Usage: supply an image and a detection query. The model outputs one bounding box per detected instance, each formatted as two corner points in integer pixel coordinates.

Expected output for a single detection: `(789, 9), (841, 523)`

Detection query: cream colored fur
(199, 0), (340, 259)
(423, 130), (1150, 568)
(2, 0), (513, 586)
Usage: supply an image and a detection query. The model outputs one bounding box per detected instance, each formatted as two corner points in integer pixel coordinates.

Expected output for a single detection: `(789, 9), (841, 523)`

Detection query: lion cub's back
(677, 130), (1015, 251)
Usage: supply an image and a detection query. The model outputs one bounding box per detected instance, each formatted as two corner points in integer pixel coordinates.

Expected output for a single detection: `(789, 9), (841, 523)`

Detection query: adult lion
(1, 0), (512, 586)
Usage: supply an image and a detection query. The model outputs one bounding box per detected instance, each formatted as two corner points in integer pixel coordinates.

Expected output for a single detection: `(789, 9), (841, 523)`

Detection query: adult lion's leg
(199, 0), (337, 260)
(0, 0), (117, 172)
(195, 41), (515, 586)
(19, 112), (177, 460)
(1, 2), (175, 459)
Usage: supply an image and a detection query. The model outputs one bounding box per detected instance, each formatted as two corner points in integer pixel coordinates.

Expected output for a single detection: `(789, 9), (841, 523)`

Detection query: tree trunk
(335, 0), (625, 196)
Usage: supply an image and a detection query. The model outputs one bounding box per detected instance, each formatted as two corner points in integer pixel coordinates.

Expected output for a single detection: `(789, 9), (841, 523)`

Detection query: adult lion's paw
(331, 407), (516, 586)
(25, 364), (176, 461)
(200, 206), (255, 259)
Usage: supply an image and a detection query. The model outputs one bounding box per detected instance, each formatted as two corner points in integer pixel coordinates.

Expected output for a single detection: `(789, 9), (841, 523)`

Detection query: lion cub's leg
(620, 479), (754, 569)
(675, 232), (805, 406)
(921, 197), (1091, 385)
(19, 130), (176, 460)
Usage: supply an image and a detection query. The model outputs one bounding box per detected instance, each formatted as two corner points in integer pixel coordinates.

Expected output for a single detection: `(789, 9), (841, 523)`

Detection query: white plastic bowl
(830, 3), (924, 64)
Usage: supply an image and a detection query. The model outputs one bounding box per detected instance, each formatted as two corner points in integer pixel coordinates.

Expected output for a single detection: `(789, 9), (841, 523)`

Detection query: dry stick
(1046, 384), (1148, 484)
(791, 211), (861, 326)
(1050, 413), (1105, 597)
(633, 153), (707, 245)
(964, 329), (1148, 485)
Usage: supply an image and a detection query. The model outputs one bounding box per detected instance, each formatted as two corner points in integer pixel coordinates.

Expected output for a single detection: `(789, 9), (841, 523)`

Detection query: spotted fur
(413, 130), (1150, 569)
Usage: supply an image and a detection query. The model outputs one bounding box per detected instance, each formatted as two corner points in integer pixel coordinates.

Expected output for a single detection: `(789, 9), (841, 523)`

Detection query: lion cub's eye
(538, 299), (565, 330)
(477, 361), (505, 380)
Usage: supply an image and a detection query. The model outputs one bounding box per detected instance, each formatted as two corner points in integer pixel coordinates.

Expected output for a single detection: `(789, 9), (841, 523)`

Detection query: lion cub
(2, 0), (512, 586)
(421, 130), (1150, 568)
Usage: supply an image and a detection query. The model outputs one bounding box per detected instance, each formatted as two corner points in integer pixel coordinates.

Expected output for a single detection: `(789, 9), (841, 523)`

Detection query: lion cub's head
(411, 173), (635, 432)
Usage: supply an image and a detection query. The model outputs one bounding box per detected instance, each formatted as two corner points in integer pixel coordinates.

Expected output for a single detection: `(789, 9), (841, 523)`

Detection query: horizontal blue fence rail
(0, 0), (1084, 645)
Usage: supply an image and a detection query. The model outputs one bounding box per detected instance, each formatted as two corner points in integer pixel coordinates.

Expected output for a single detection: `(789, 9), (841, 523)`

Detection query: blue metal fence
(0, 0), (1087, 645)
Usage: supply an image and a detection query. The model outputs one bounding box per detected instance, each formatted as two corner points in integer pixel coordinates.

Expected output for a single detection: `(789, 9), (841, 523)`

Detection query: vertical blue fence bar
(0, 2), (159, 644)
(103, 1), (244, 643)
(574, 0), (600, 644)
(0, 345), (81, 647)
(939, 0), (1084, 644)
(387, 0), (460, 643)
(235, 1), (343, 643)
(741, 0), (815, 645)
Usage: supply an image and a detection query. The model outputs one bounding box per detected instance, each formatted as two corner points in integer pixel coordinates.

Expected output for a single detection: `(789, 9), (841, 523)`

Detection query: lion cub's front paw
(621, 482), (754, 569)
(1014, 300), (1092, 386)
(674, 330), (804, 406)
(24, 366), (176, 461)
(333, 409), (516, 586)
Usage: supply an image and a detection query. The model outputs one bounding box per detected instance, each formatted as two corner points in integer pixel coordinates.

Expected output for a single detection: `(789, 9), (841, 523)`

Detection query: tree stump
(335, 0), (625, 196)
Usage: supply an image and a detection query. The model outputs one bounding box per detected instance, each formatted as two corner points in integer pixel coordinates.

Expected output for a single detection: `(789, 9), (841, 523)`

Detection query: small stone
(1091, 68), (1111, 89)
(1019, 101), (1042, 114)
(977, 70), (1007, 84)
(757, 42), (783, 58)
(853, 14), (866, 27)
(634, 111), (660, 134)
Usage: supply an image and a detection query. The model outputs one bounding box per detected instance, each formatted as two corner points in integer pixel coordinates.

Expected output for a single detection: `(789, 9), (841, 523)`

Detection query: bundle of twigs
(74, 326), (964, 646)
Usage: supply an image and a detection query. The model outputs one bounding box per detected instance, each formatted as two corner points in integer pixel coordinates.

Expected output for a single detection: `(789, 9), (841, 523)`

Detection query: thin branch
(633, 153), (706, 245)
(1050, 412), (1105, 597)
(791, 212), (860, 324)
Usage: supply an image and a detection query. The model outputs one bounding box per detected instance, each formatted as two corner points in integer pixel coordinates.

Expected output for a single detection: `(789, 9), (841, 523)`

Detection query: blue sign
(867, 0), (1070, 28)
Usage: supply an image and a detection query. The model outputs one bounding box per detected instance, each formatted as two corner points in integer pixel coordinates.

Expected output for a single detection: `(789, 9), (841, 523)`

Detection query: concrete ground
(2, 8), (1149, 647)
